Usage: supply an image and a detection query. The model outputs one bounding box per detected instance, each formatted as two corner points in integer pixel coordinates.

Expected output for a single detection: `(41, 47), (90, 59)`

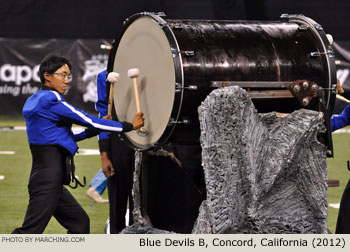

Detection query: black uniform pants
(12, 145), (89, 234)
(336, 179), (350, 234)
(108, 133), (135, 233)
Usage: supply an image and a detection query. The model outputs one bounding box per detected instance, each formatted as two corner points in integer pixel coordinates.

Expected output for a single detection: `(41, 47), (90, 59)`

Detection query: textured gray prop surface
(192, 86), (328, 234)
(121, 150), (176, 234)
(123, 86), (328, 234)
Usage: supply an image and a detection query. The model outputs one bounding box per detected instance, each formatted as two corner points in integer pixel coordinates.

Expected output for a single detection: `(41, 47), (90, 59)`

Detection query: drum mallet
(128, 68), (141, 112)
(337, 94), (350, 104)
(128, 68), (148, 136)
(106, 72), (120, 117)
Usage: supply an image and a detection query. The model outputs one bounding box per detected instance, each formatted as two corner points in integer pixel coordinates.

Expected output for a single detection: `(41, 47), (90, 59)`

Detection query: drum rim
(286, 14), (337, 113)
(107, 12), (184, 150)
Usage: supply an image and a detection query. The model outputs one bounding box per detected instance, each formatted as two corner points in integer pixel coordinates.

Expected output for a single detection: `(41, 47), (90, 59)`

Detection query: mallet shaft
(107, 83), (114, 117)
(133, 77), (141, 113)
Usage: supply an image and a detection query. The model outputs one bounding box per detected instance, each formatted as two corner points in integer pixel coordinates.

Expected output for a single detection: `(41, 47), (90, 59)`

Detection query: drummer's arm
(96, 70), (114, 177)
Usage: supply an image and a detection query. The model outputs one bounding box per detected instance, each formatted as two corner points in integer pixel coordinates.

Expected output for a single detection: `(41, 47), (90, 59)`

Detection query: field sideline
(0, 118), (349, 234)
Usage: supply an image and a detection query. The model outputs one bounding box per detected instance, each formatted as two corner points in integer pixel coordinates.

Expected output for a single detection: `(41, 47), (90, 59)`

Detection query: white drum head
(113, 16), (176, 149)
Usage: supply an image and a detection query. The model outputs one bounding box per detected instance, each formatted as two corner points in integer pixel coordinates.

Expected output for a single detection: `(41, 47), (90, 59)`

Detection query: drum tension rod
(175, 82), (198, 92)
(310, 50), (335, 57)
(183, 51), (195, 57)
(168, 117), (191, 125)
(171, 48), (195, 57)
(318, 85), (337, 93)
(173, 25), (183, 31)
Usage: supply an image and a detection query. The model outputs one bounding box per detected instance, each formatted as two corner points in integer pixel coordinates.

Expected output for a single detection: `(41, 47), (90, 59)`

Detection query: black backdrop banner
(0, 38), (111, 115)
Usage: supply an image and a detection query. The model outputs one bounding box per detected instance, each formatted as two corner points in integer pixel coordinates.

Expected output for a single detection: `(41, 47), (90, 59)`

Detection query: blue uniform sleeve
(44, 91), (128, 137)
(331, 104), (350, 132)
(95, 70), (111, 152)
(73, 128), (100, 142)
(74, 131), (88, 142)
(95, 70), (108, 120)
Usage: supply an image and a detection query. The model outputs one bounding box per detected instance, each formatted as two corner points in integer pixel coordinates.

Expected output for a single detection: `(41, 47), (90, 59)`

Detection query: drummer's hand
(337, 79), (344, 94)
(101, 152), (115, 177)
(103, 114), (112, 120)
(131, 112), (144, 130)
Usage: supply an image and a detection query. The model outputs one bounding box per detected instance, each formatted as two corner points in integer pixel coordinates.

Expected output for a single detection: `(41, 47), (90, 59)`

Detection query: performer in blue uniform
(95, 69), (135, 233)
(331, 103), (350, 234)
(12, 53), (144, 234)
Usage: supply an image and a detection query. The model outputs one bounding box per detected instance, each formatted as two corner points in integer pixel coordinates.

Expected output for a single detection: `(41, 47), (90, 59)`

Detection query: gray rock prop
(121, 150), (177, 234)
(120, 224), (174, 234)
(192, 86), (328, 234)
(122, 86), (328, 234)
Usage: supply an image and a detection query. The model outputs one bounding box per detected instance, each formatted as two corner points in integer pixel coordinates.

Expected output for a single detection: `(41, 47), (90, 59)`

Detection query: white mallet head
(326, 34), (333, 45)
(128, 68), (140, 78)
(107, 72), (120, 83)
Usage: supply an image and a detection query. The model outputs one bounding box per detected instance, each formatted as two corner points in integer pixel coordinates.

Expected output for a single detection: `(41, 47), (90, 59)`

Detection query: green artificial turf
(0, 118), (349, 233)
(0, 130), (109, 234)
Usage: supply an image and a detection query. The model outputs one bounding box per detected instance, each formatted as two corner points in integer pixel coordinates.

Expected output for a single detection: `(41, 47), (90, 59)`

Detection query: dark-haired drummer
(12, 53), (144, 234)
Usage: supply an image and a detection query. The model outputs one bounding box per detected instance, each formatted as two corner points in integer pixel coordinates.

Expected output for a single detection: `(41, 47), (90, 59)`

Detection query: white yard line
(333, 129), (350, 133)
(0, 151), (15, 154)
(77, 149), (100, 155)
(329, 203), (340, 209)
(1, 126), (86, 132)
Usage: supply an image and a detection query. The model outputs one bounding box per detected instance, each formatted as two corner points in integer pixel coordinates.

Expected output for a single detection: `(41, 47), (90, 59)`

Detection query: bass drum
(107, 12), (336, 150)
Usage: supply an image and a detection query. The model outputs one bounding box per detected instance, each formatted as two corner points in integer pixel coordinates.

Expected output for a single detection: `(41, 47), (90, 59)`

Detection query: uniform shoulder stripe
(61, 101), (123, 132)
(50, 91), (62, 101)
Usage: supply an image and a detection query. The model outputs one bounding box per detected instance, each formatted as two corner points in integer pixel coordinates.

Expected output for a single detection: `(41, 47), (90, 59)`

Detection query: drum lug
(183, 51), (195, 57)
(175, 82), (182, 92)
(155, 12), (167, 18)
(314, 24), (323, 31)
(310, 49), (335, 57)
(173, 25), (183, 31)
(168, 117), (192, 125)
(298, 25), (308, 31)
(175, 82), (198, 92)
(143, 11), (167, 18)
(171, 47), (180, 57)
(280, 13), (290, 22)
(171, 50), (195, 57)
(310, 52), (320, 57)
(327, 49), (335, 57)
(185, 85), (198, 90)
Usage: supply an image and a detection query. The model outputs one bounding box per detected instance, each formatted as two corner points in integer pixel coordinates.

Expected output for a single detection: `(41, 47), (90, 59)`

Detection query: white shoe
(86, 187), (109, 203)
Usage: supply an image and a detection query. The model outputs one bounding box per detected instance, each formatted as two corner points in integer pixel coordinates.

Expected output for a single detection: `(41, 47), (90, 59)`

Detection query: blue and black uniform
(331, 104), (350, 132)
(96, 69), (135, 233)
(12, 85), (132, 234)
(331, 104), (350, 234)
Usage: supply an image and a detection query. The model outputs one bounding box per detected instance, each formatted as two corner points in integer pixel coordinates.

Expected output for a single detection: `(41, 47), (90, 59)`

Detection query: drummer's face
(44, 64), (71, 94)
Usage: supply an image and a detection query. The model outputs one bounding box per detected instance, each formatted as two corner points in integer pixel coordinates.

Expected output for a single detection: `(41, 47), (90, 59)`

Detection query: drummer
(12, 54), (144, 234)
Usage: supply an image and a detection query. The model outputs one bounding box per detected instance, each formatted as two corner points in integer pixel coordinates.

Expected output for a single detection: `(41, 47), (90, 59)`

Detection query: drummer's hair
(39, 53), (72, 84)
